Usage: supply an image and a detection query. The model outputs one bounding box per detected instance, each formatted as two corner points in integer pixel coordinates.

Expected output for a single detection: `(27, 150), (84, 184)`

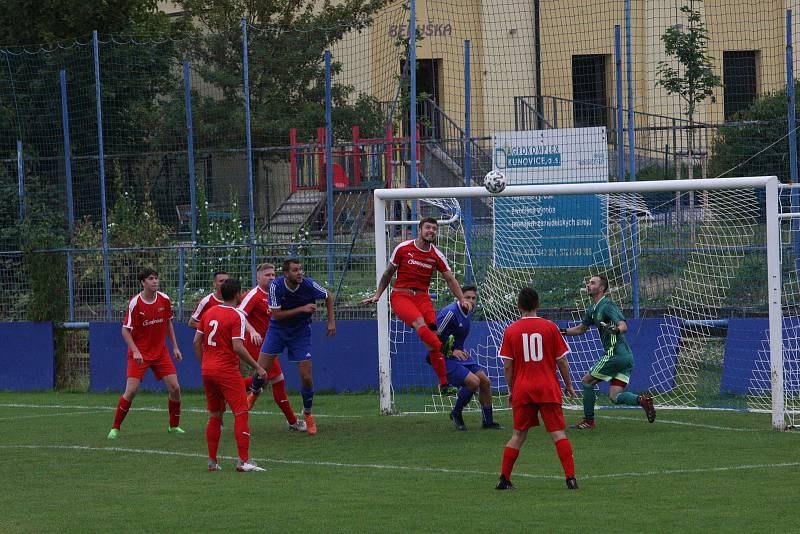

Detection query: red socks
(206, 416), (222, 462)
(233, 412), (250, 462)
(555, 438), (575, 478)
(168, 399), (181, 428)
(417, 326), (448, 384)
(112, 396), (132, 429)
(417, 325), (442, 350)
(501, 446), (520, 479)
(271, 379), (298, 425)
(243, 376), (253, 392)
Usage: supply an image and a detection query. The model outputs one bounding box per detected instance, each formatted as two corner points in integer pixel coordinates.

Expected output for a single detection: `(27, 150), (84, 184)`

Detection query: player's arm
(270, 303), (317, 321)
(560, 324), (589, 336)
(442, 271), (472, 312)
(502, 358), (514, 400)
(557, 356), (575, 398)
(243, 318), (262, 346)
(166, 318), (182, 362)
(121, 326), (143, 363)
(361, 263), (398, 304)
(192, 330), (204, 362)
(599, 319), (627, 334)
(325, 292), (336, 337)
(187, 317), (200, 329)
(232, 338), (267, 379)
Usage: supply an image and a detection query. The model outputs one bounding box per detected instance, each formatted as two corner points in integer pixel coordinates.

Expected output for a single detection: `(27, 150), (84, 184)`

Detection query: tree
(176, 0), (388, 146)
(656, 0), (721, 179)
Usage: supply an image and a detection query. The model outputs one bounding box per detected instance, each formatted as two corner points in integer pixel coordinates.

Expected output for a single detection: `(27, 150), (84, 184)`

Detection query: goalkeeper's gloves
(559, 328), (568, 336)
(599, 321), (620, 334)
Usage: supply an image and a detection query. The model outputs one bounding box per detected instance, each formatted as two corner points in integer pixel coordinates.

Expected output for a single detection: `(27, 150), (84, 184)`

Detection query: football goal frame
(372, 176), (785, 429)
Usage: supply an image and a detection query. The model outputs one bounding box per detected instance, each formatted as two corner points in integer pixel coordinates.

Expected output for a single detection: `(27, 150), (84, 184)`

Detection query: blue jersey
(267, 276), (328, 328)
(436, 302), (476, 362)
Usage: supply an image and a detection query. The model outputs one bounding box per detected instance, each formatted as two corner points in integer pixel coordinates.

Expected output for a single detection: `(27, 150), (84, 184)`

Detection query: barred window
(723, 50), (758, 121)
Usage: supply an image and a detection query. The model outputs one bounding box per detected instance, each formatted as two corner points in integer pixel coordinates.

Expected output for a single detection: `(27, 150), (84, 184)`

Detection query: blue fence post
(324, 50), (335, 286)
(787, 10), (799, 270)
(93, 31), (112, 320)
(183, 61), (198, 244)
(177, 246), (185, 321)
(463, 39), (473, 283)
(624, 1), (640, 318)
(409, 0), (418, 231)
(241, 18), (257, 287)
(615, 26), (625, 182)
(60, 69), (76, 321)
(16, 140), (24, 221)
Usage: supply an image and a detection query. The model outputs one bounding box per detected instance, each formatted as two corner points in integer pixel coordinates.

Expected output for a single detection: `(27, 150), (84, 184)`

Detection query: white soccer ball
(484, 170), (507, 194)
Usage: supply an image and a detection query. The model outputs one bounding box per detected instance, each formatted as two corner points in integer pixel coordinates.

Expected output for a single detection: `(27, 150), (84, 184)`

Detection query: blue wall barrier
(0, 322), (54, 390)
(90, 321), (379, 393)
(722, 318), (798, 395)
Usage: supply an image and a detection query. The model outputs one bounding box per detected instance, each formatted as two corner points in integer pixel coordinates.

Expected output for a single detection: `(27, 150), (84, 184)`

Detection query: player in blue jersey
(437, 285), (502, 431)
(246, 258), (335, 435)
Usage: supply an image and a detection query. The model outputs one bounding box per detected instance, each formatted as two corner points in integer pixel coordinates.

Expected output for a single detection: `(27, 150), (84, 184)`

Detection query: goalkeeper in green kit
(560, 275), (656, 429)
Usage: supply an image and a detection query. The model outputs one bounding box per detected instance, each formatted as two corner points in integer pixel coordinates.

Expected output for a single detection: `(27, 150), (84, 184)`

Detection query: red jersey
(122, 291), (173, 361)
(191, 292), (224, 323)
(197, 304), (246, 375)
(389, 239), (450, 290)
(238, 285), (271, 354)
(499, 316), (570, 405)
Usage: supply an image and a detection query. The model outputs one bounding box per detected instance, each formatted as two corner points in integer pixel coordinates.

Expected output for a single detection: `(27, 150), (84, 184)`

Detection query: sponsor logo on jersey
(408, 258), (433, 269)
(142, 318), (165, 326)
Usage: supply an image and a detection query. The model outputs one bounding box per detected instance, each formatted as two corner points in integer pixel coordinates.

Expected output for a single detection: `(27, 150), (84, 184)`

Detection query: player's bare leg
(477, 371), (501, 429)
(497, 428), (527, 490)
(570, 374), (599, 429)
(108, 377), (141, 438)
(549, 429), (578, 489)
(297, 360), (317, 434)
(247, 353), (277, 408)
(163, 373), (185, 433)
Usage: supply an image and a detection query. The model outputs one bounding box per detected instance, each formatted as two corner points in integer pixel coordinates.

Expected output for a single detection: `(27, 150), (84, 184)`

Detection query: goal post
(373, 177), (787, 429)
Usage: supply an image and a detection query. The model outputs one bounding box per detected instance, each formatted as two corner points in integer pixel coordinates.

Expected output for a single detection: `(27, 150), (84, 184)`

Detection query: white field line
(0, 403), (363, 419)
(0, 410), (107, 421)
(0, 444), (798, 481)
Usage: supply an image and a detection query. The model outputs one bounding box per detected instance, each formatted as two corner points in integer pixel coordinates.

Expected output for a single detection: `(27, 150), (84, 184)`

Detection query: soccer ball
(484, 170), (507, 194)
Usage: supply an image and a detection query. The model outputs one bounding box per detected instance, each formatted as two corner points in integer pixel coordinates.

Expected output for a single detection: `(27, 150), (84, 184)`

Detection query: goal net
(373, 177), (793, 429)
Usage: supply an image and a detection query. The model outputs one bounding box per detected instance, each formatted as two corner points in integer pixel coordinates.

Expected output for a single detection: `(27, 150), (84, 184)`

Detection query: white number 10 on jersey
(521, 333), (543, 362)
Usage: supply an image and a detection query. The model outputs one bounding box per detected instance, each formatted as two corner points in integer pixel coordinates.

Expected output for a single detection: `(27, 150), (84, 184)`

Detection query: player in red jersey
(362, 217), (472, 395)
(188, 270), (229, 329)
(193, 278), (269, 472)
(239, 263), (305, 431)
(495, 287), (578, 491)
(107, 268), (184, 439)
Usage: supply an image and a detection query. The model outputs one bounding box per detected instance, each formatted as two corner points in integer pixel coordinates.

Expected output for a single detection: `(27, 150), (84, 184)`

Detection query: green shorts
(590, 348), (634, 384)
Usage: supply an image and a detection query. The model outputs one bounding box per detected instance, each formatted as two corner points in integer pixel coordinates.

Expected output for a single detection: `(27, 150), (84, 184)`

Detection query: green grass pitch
(0, 391), (798, 533)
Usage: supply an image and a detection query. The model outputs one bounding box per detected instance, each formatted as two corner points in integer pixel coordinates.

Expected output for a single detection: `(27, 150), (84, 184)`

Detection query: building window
(723, 51), (758, 121)
(572, 55), (609, 129)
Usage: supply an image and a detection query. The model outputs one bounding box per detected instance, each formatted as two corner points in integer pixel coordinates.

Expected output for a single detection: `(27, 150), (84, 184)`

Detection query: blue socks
(614, 391), (640, 406)
(481, 405), (494, 425)
(452, 386), (475, 415)
(300, 387), (314, 414)
(251, 373), (265, 393)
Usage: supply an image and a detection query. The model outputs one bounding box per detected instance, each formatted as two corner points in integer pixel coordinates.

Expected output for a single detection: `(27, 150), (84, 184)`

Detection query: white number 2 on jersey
(207, 320), (219, 347)
(521, 332), (543, 362)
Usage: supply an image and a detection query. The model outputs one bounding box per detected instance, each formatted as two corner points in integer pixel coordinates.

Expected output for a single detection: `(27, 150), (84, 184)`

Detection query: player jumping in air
(193, 278), (268, 472)
(561, 274), (656, 429)
(108, 268), (184, 439)
(247, 259), (335, 435)
(436, 284), (502, 431)
(239, 263), (305, 431)
(362, 217), (473, 395)
(496, 287), (578, 491)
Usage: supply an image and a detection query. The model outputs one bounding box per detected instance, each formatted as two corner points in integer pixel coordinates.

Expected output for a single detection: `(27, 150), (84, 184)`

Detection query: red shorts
(390, 291), (436, 327)
(244, 343), (283, 380)
(126, 351), (177, 381)
(513, 403), (566, 432)
(203, 372), (248, 414)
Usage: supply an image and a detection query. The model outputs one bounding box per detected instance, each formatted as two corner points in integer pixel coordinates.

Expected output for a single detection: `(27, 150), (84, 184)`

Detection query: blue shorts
(261, 325), (312, 363)
(446, 358), (482, 388)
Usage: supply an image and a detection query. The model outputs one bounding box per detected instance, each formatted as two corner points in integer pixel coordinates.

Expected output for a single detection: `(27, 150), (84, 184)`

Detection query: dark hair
(138, 267), (158, 282)
(212, 270), (229, 280)
(219, 278), (241, 301)
(461, 284), (478, 294)
(517, 287), (539, 312)
(418, 216), (438, 228)
(594, 274), (609, 292)
(282, 258), (301, 273)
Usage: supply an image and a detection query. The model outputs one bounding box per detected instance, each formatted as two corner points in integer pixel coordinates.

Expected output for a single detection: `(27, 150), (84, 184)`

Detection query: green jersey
(581, 295), (632, 357)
